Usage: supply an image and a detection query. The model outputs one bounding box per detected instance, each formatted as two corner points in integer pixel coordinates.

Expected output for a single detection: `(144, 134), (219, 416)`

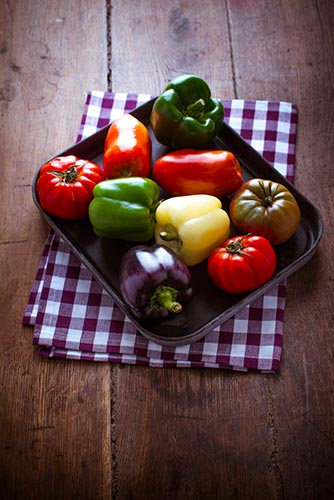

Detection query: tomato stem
(226, 238), (244, 254)
(47, 165), (80, 183)
(259, 180), (273, 207)
(226, 236), (255, 260)
(263, 195), (273, 207)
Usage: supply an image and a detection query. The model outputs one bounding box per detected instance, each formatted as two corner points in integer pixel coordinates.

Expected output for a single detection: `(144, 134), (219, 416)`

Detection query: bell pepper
(150, 74), (224, 150)
(120, 244), (193, 320)
(152, 149), (243, 197)
(103, 113), (152, 179)
(154, 194), (230, 266)
(88, 177), (160, 241)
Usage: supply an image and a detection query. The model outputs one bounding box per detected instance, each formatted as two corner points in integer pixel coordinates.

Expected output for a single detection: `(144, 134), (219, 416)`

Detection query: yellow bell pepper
(154, 194), (230, 266)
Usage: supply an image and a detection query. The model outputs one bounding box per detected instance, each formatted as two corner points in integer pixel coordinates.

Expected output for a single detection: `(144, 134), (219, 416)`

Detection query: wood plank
(113, 368), (281, 500)
(228, 0), (334, 498)
(0, 1), (111, 499)
(110, 0), (234, 97)
(109, 1), (282, 498)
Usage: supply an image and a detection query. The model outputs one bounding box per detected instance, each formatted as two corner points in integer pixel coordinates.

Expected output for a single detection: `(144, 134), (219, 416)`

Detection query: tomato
(229, 178), (301, 245)
(36, 155), (105, 220)
(208, 235), (277, 294)
(152, 149), (243, 197)
(103, 114), (152, 179)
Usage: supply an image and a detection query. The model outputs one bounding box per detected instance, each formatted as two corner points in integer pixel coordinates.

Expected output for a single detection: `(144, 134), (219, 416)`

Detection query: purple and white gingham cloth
(23, 91), (298, 372)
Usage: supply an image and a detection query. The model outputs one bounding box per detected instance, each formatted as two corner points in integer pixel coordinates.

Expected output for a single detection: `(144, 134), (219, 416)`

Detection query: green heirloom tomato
(229, 178), (301, 245)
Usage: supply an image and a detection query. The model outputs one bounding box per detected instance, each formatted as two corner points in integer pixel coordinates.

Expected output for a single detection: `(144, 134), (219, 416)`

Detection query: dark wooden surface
(1, 1), (333, 499)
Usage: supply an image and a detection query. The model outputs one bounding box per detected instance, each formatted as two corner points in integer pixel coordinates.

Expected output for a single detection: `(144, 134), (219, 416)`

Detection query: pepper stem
(185, 98), (206, 118)
(159, 223), (179, 241)
(150, 285), (182, 314)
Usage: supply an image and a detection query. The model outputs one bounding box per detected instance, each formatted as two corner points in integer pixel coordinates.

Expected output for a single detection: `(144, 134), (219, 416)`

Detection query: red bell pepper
(152, 149), (243, 198)
(103, 114), (152, 179)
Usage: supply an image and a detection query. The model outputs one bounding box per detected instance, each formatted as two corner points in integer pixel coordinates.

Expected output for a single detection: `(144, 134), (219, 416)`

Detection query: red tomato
(103, 114), (152, 179)
(36, 155), (105, 220)
(152, 149), (243, 197)
(229, 178), (301, 245)
(208, 235), (277, 294)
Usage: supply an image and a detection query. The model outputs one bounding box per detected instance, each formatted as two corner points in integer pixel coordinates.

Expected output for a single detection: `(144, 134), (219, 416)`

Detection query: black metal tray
(32, 98), (323, 346)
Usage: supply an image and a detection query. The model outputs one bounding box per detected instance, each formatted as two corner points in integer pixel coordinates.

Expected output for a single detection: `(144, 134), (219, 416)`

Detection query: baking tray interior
(32, 99), (323, 346)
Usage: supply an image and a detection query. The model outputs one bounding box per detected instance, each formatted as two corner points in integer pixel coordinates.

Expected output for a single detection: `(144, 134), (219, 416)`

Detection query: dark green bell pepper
(88, 177), (160, 241)
(150, 74), (224, 150)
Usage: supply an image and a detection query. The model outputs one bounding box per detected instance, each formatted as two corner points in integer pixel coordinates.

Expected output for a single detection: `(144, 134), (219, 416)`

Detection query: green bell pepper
(150, 74), (224, 150)
(88, 177), (160, 241)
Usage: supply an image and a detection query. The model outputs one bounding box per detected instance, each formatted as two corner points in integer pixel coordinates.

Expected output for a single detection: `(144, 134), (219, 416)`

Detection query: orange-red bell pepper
(103, 114), (152, 179)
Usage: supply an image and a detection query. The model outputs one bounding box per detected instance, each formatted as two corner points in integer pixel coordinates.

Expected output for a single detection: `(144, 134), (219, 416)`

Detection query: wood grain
(110, 0), (234, 97)
(109, 0), (334, 499)
(227, 1), (334, 498)
(0, 1), (111, 499)
(112, 368), (282, 500)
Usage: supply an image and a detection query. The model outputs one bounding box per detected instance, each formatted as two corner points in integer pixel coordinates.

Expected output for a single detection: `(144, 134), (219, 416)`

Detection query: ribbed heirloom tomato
(36, 155), (105, 220)
(229, 178), (301, 245)
(208, 235), (277, 294)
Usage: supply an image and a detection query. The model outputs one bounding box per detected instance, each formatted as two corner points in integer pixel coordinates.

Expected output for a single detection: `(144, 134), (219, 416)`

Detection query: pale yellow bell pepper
(154, 194), (230, 266)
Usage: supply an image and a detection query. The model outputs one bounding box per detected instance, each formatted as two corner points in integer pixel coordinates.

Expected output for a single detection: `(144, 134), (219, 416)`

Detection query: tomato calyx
(226, 237), (245, 255)
(47, 164), (81, 183)
(225, 236), (254, 259)
(261, 193), (273, 207)
(259, 180), (273, 207)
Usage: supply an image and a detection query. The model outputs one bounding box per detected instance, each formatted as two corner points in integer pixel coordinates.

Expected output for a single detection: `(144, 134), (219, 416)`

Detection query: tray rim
(32, 98), (324, 347)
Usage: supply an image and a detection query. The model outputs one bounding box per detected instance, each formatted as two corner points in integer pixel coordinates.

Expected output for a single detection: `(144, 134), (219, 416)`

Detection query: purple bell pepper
(120, 244), (192, 320)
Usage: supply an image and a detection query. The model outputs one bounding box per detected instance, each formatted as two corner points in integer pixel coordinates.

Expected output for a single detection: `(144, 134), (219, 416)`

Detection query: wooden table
(1, 1), (333, 499)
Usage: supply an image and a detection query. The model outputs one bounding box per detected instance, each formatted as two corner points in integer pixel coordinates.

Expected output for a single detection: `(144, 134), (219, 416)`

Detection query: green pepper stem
(159, 223), (179, 241)
(150, 285), (182, 314)
(185, 98), (206, 118)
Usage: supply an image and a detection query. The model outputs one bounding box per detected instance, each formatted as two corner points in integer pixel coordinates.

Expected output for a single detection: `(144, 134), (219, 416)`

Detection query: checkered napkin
(23, 91), (298, 372)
